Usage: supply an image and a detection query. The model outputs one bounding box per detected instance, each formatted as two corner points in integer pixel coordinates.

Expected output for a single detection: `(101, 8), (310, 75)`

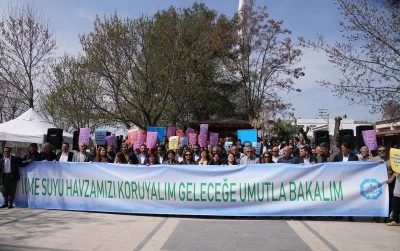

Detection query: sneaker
(386, 221), (399, 226)
(0, 204), (8, 208)
(7, 204), (13, 209)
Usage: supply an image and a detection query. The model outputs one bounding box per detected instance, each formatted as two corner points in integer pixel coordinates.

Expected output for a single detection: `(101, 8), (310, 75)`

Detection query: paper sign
(188, 133), (197, 146)
(252, 142), (261, 156)
(390, 148), (400, 173)
(146, 131), (158, 149)
(169, 136), (180, 150)
(95, 129), (107, 145)
(167, 126), (176, 138)
(106, 134), (117, 148)
(362, 130), (377, 150)
(200, 124), (208, 136)
(137, 134), (145, 146)
(79, 128), (90, 145)
(186, 129), (195, 138)
(209, 132), (219, 146)
(224, 142), (233, 153)
(127, 128), (138, 143)
(176, 130), (184, 138)
(237, 129), (257, 143)
(133, 142), (141, 150)
(198, 134), (207, 148)
(179, 137), (188, 147)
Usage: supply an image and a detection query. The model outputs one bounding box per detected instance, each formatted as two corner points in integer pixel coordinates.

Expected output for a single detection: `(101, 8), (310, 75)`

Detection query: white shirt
(3, 157), (11, 173)
(140, 155), (146, 164)
(272, 156), (279, 163)
(59, 152), (69, 162)
(342, 155), (349, 162)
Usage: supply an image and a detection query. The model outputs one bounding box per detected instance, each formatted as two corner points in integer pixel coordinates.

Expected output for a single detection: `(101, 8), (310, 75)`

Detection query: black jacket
(333, 153), (359, 162)
(0, 155), (23, 182)
(56, 152), (74, 162)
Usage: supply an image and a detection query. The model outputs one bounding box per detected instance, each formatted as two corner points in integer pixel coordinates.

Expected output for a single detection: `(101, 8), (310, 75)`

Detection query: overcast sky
(0, 0), (381, 122)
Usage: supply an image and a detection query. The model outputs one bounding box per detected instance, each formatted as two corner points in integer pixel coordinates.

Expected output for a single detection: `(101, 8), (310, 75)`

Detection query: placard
(169, 136), (180, 150)
(209, 132), (219, 146)
(198, 134), (207, 148)
(79, 128), (91, 145)
(188, 133), (197, 146)
(146, 132), (158, 149)
(362, 130), (377, 150)
(95, 129), (107, 145)
(200, 124), (208, 136)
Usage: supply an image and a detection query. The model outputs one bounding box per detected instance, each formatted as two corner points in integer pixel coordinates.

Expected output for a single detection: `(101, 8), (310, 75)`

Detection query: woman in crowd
(95, 147), (110, 163)
(261, 152), (274, 164)
(181, 151), (196, 165)
(226, 153), (237, 165)
(146, 153), (158, 165)
(198, 150), (210, 165)
(114, 152), (128, 164)
(210, 154), (223, 165)
(163, 150), (179, 165)
(88, 146), (97, 162)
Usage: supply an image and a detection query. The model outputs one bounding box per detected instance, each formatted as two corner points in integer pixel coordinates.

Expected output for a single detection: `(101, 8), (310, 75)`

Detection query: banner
(95, 129), (107, 145)
(105, 134), (117, 148)
(198, 134), (207, 148)
(390, 148), (400, 173)
(147, 127), (166, 143)
(200, 124), (208, 136)
(169, 136), (180, 150)
(146, 132), (158, 149)
(8, 162), (388, 217)
(79, 128), (91, 145)
(209, 132), (219, 146)
(362, 130), (377, 150)
(188, 133), (197, 146)
(167, 126), (176, 138)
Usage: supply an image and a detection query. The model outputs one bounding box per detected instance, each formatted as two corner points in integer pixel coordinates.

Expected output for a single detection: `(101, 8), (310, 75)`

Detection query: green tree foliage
(271, 119), (298, 142)
(300, 0), (399, 117)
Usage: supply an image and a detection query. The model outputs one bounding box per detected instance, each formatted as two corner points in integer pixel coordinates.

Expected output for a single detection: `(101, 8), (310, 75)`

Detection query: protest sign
(146, 132), (158, 149)
(127, 128), (138, 143)
(78, 128), (90, 145)
(188, 133), (197, 146)
(169, 136), (179, 150)
(209, 132), (219, 146)
(95, 129), (107, 145)
(362, 130), (377, 150)
(106, 134), (117, 148)
(167, 126), (176, 138)
(179, 137), (188, 147)
(176, 130), (184, 138)
(390, 148), (400, 173)
(200, 124), (208, 136)
(198, 134), (207, 148)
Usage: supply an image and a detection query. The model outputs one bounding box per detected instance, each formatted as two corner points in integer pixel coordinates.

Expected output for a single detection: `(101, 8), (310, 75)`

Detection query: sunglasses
(185, 154), (191, 156)
(264, 155), (271, 158)
(247, 151), (253, 153)
(378, 150), (386, 152)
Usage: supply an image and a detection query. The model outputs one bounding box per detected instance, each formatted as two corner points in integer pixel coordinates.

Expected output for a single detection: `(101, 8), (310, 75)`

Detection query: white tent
(0, 108), (73, 145)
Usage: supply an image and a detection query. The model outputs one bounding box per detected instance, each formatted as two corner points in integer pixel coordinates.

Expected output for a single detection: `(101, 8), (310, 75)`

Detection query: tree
(42, 55), (109, 132)
(300, 0), (399, 117)
(0, 1), (57, 112)
(226, 0), (304, 123)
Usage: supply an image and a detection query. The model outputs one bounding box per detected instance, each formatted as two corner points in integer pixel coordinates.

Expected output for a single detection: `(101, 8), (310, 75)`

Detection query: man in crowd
(121, 142), (138, 164)
(333, 142), (359, 162)
(231, 145), (244, 164)
(240, 147), (259, 164)
(316, 142), (334, 163)
(156, 145), (168, 164)
(175, 147), (184, 163)
(272, 146), (280, 163)
(137, 144), (149, 165)
(0, 147), (24, 209)
(358, 146), (371, 161)
(72, 143), (89, 162)
(298, 145), (317, 164)
(39, 142), (57, 161)
(56, 143), (74, 162)
(22, 143), (41, 162)
(106, 145), (116, 163)
(192, 144), (201, 162)
(277, 146), (299, 164)
(260, 137), (269, 154)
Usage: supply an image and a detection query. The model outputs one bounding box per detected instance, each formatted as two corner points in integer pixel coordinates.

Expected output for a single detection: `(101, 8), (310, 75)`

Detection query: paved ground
(0, 208), (400, 251)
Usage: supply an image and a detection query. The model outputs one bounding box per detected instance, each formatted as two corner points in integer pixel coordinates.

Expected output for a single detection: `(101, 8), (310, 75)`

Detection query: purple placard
(167, 126), (176, 138)
(362, 130), (377, 150)
(146, 131), (158, 149)
(209, 132), (219, 146)
(186, 129), (195, 138)
(188, 133), (197, 146)
(79, 128), (90, 145)
(200, 124), (208, 136)
(106, 134), (117, 148)
(198, 134), (207, 148)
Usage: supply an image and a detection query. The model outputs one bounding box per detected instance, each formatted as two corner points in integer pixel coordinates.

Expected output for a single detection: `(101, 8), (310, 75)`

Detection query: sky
(0, 0), (381, 123)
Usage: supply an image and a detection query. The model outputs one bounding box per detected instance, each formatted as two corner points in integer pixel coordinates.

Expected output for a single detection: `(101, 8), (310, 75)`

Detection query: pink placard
(209, 132), (219, 146)
(176, 130), (184, 138)
(137, 134), (145, 146)
(78, 128), (90, 145)
(362, 130), (377, 150)
(146, 131), (158, 149)
(167, 126), (176, 138)
(186, 129), (195, 138)
(127, 128), (137, 143)
(198, 134), (207, 148)
(106, 134), (117, 148)
(200, 124), (208, 136)
(188, 133), (197, 146)
(133, 141), (141, 150)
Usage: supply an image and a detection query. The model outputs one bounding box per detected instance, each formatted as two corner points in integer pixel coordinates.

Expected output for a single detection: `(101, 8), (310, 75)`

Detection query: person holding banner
(95, 147), (111, 163)
(240, 147), (260, 164)
(333, 142), (359, 162)
(386, 172), (400, 226)
(121, 143), (138, 164)
(198, 150), (210, 165)
(72, 143), (90, 162)
(226, 153), (238, 165)
(358, 146), (371, 161)
(181, 151), (197, 165)
(210, 154), (223, 165)
(39, 142), (57, 161)
(163, 150), (179, 165)
(137, 145), (149, 165)
(56, 143), (74, 162)
(88, 146), (97, 162)
(114, 152), (128, 164)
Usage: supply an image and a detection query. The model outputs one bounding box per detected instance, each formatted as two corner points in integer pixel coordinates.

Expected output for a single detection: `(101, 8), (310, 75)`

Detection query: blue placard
(146, 126), (166, 143)
(95, 129), (107, 145)
(237, 129), (257, 143)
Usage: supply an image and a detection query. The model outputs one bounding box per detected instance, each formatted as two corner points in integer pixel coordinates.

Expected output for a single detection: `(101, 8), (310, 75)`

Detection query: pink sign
(133, 141), (141, 150)
(209, 132), (219, 146)
(106, 134), (117, 148)
(186, 129), (195, 138)
(127, 128), (137, 143)
(167, 126), (176, 138)
(198, 134), (207, 147)
(146, 131), (158, 149)
(362, 130), (377, 150)
(200, 124), (208, 136)
(78, 128), (91, 145)
(176, 130), (184, 138)
(137, 134), (145, 146)
(188, 133), (197, 146)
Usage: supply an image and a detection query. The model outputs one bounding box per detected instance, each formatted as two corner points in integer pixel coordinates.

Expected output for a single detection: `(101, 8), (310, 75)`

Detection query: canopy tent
(0, 108), (73, 145)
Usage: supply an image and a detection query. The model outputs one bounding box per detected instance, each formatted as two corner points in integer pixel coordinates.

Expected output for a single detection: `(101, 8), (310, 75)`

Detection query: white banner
(3, 162), (389, 216)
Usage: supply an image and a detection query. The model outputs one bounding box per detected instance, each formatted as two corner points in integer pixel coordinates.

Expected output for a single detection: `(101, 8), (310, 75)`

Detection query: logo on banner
(359, 179), (382, 200)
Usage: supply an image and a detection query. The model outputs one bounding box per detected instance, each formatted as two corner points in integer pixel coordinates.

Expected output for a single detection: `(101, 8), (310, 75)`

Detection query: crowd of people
(0, 135), (398, 227)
